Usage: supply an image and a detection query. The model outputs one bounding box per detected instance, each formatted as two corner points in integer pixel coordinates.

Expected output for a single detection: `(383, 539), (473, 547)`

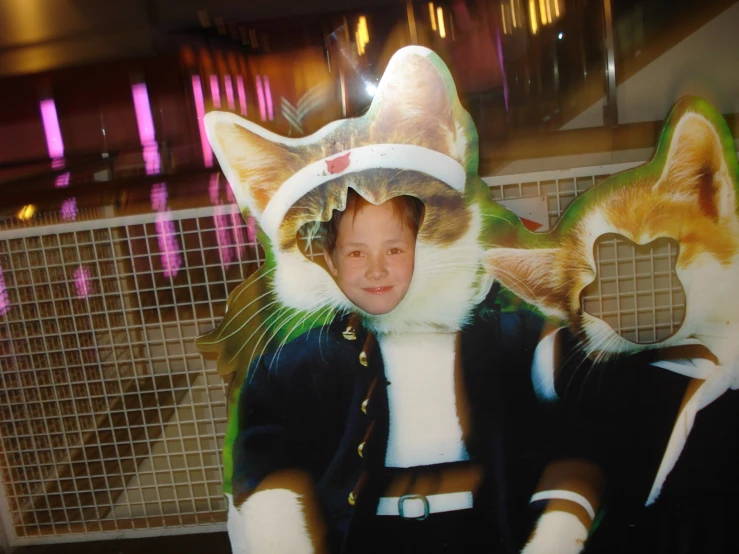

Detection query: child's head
(323, 190), (424, 315)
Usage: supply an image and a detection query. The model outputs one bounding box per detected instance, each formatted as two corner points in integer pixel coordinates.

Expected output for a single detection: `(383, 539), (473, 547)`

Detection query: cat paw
(521, 511), (587, 554)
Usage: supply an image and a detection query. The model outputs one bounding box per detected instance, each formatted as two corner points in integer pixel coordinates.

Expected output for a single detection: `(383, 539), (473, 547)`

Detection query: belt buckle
(398, 494), (430, 520)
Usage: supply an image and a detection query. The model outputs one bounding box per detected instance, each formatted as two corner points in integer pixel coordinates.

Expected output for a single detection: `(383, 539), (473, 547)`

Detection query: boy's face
(324, 201), (417, 315)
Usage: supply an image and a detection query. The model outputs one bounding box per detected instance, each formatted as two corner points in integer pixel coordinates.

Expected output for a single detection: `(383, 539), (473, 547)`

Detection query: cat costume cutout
(197, 46), (739, 552)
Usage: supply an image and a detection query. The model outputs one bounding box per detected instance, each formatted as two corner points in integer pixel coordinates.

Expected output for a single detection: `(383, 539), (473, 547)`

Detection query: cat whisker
(236, 303), (291, 365)
(221, 267), (277, 308)
(218, 296), (282, 348)
(251, 307), (301, 371)
(270, 304), (334, 372)
(483, 265), (540, 302)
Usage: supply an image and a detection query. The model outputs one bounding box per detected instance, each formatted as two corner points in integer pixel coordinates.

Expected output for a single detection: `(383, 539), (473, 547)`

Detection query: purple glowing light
(132, 82), (161, 175)
(61, 197), (78, 221)
(236, 76), (247, 115)
(155, 211), (183, 278)
(224, 75), (235, 110)
(0, 266), (10, 317)
(192, 75), (213, 167)
(132, 83), (156, 145)
(55, 171), (70, 188)
(151, 182), (168, 212)
(210, 74), (222, 109)
(264, 75), (274, 121)
(73, 265), (93, 298)
(40, 98), (64, 159)
(255, 76), (267, 122)
(143, 143), (161, 175)
(52, 158), (65, 170)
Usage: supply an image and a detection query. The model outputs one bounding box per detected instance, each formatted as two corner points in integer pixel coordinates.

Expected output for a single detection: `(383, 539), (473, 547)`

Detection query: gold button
(348, 491), (357, 506)
(359, 351), (368, 367)
(342, 325), (357, 340)
(361, 399), (369, 415)
(357, 442), (365, 458)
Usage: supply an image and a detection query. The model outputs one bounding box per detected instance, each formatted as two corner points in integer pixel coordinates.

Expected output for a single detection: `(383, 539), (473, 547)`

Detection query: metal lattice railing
(0, 206), (260, 544)
(0, 161), (686, 546)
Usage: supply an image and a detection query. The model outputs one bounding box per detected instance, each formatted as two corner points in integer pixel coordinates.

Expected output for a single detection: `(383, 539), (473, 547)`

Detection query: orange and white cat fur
(486, 104), (739, 507)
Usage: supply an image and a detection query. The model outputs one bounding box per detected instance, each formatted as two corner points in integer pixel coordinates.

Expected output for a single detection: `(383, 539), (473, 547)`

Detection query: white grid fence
(0, 161), (685, 546)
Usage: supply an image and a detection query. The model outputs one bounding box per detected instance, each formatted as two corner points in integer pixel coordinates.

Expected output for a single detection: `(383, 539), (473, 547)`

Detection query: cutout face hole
(581, 234), (686, 345)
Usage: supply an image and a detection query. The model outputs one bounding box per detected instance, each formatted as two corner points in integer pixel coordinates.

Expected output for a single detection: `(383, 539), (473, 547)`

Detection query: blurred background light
(437, 7), (446, 38)
(191, 75), (213, 167)
(224, 75), (235, 110)
(17, 204), (36, 221)
(73, 265), (93, 298)
(255, 75), (267, 121)
(61, 197), (78, 221)
(236, 75), (247, 115)
(40, 98), (64, 159)
(55, 171), (71, 188)
(210, 74), (222, 108)
(0, 266), (10, 317)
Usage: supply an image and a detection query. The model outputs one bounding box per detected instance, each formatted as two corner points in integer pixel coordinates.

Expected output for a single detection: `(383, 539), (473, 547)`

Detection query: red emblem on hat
(326, 152), (351, 174)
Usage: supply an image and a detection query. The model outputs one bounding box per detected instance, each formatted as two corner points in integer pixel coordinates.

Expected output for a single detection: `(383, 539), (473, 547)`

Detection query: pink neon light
(155, 212), (182, 278)
(40, 99), (64, 159)
(151, 182), (168, 212)
(132, 83), (156, 145)
(61, 197), (78, 221)
(210, 74), (221, 108)
(143, 144), (161, 175)
(236, 76), (247, 115)
(255, 76), (267, 122)
(74, 265), (93, 298)
(55, 171), (70, 188)
(224, 75), (235, 110)
(0, 266), (10, 317)
(52, 158), (65, 170)
(192, 75), (213, 167)
(264, 75), (274, 121)
(132, 82), (161, 175)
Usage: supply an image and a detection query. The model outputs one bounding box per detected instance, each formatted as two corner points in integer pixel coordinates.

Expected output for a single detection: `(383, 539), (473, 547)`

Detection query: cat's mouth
(581, 234), (686, 346)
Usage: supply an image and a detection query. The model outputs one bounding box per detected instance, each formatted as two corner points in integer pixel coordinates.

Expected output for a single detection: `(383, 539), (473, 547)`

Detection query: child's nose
(366, 256), (389, 280)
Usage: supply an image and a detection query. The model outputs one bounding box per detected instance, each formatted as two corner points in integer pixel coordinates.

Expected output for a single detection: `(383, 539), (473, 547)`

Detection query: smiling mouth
(363, 286), (393, 294)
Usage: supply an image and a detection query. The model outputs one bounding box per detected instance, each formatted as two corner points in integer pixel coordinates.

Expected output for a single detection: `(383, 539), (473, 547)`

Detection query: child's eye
(348, 251), (363, 258)
(388, 248), (402, 255)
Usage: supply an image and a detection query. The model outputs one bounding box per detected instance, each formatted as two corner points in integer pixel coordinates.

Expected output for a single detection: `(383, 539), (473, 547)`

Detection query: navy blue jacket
(232, 294), (573, 553)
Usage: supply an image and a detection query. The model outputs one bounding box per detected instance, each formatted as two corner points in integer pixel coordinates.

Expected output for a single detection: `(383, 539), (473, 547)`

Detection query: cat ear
(484, 247), (569, 320)
(368, 47), (472, 163)
(205, 112), (301, 221)
(659, 111), (736, 222)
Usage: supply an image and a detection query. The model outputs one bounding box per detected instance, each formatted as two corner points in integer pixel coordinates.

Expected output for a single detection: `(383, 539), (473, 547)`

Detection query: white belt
(376, 491), (474, 519)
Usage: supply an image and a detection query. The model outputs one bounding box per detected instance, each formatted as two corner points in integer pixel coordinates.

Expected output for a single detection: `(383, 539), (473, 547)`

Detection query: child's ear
(323, 248), (338, 277)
